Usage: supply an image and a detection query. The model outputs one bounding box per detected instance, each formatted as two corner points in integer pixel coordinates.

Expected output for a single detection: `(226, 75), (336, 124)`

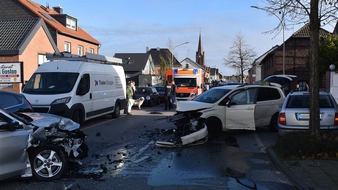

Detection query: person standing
(164, 81), (172, 110)
(126, 80), (135, 115)
(171, 81), (176, 108)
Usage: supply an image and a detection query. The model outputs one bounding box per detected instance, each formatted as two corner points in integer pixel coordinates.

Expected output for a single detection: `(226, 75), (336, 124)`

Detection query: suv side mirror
(220, 97), (231, 107)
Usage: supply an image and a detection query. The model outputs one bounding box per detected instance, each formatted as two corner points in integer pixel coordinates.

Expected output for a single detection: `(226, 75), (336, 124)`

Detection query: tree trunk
(309, 0), (320, 136)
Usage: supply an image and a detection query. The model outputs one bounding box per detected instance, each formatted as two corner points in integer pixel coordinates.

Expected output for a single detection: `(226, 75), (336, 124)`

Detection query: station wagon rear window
(286, 95), (334, 108)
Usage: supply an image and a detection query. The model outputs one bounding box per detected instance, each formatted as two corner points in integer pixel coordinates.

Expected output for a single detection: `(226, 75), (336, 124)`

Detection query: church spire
(196, 32), (205, 66)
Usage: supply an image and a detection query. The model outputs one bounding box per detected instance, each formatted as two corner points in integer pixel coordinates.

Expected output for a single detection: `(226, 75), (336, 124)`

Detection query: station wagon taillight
(279, 113), (286, 125)
(334, 113), (338, 126)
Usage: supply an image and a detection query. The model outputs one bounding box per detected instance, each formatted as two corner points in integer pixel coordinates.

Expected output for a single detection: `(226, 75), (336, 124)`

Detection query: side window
(257, 88), (268, 102)
(231, 88), (257, 105)
(257, 88), (281, 102)
(77, 74), (90, 95)
(231, 90), (247, 105)
(0, 114), (9, 127)
(0, 94), (21, 108)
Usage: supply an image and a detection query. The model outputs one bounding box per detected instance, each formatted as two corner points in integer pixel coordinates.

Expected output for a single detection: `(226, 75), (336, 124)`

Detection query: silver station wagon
(278, 91), (338, 136)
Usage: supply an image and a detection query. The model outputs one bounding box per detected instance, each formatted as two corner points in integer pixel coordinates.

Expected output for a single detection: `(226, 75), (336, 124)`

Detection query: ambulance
(166, 68), (205, 101)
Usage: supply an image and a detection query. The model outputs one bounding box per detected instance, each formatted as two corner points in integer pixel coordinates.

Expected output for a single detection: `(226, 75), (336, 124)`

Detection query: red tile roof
(292, 23), (331, 37)
(19, 0), (100, 45)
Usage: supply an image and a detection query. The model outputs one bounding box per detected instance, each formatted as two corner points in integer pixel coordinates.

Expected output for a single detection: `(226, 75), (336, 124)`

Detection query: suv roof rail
(46, 52), (122, 65)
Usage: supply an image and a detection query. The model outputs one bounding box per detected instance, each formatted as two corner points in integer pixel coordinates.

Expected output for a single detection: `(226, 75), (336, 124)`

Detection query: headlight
(146, 96), (151, 100)
(189, 92), (196, 97)
(51, 97), (71, 105)
(58, 118), (80, 131)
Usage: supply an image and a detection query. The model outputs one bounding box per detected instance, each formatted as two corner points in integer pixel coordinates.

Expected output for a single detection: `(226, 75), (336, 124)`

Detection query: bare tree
(254, 0), (338, 136)
(225, 33), (256, 83)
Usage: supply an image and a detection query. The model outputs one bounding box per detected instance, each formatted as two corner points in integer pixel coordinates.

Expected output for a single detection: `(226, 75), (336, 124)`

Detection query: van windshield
(23, 72), (79, 94)
(174, 78), (196, 87)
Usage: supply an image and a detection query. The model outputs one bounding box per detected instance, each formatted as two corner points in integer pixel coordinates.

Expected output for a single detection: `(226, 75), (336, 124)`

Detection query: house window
(64, 42), (71, 53)
(78, 45), (83, 56)
(66, 17), (77, 30)
(89, 48), (94, 54)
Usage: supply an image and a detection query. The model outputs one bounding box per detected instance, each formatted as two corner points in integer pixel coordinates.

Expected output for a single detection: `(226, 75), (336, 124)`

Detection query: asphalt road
(0, 104), (297, 190)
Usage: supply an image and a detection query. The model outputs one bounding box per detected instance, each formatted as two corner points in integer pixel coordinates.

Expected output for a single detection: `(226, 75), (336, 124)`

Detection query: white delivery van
(22, 53), (126, 123)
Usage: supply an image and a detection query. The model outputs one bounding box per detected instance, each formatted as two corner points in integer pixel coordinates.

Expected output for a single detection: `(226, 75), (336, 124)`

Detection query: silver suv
(173, 84), (285, 136)
(278, 91), (338, 136)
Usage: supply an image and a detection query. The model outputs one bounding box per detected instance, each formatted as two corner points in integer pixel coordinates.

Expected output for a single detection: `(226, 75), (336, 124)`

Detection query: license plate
(296, 113), (322, 120)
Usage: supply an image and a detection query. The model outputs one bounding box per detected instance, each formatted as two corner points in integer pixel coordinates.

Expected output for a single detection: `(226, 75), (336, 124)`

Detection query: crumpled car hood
(177, 101), (212, 112)
(20, 112), (80, 131)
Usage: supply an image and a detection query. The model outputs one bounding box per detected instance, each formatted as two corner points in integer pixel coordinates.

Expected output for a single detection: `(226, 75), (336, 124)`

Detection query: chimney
(53, 6), (63, 14)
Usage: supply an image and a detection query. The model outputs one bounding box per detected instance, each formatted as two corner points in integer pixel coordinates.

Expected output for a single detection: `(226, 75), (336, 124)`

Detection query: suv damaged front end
(156, 108), (209, 147)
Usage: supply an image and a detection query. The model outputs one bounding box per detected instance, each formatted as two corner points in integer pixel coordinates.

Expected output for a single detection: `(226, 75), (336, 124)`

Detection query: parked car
(0, 109), (88, 181)
(134, 86), (160, 106)
(154, 86), (165, 103)
(278, 91), (338, 136)
(263, 74), (297, 94)
(171, 84), (285, 137)
(0, 90), (32, 112)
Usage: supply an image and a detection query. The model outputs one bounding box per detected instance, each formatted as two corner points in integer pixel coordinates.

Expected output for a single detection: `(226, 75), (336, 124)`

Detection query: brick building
(0, 0), (100, 92)
(259, 24), (331, 91)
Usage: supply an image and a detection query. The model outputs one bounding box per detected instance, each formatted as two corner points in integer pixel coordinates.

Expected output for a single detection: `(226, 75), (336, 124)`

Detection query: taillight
(279, 113), (286, 125)
(334, 113), (338, 126)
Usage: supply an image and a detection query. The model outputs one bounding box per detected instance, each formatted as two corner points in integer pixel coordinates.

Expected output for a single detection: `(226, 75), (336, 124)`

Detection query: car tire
(112, 103), (120, 118)
(71, 110), (81, 123)
(268, 113), (279, 132)
(30, 144), (68, 181)
(205, 117), (222, 138)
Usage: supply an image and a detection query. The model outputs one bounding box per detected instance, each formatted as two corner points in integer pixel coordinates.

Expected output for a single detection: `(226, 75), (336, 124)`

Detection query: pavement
(267, 148), (338, 190)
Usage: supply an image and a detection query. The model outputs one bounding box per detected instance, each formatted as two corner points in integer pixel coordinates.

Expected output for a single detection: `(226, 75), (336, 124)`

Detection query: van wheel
(71, 110), (81, 123)
(112, 103), (120, 118)
(268, 113), (279, 132)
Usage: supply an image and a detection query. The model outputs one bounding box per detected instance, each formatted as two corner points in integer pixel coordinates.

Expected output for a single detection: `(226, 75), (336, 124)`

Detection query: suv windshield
(286, 94), (335, 108)
(194, 88), (232, 103)
(23, 72), (79, 94)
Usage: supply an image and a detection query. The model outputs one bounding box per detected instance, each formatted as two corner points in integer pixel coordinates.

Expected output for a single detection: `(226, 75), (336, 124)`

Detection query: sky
(34, 0), (336, 76)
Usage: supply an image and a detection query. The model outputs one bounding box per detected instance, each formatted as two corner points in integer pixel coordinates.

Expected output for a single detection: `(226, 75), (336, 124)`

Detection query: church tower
(196, 32), (205, 66)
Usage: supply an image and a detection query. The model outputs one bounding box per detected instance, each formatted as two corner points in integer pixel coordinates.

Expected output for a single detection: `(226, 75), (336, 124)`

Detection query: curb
(266, 147), (309, 190)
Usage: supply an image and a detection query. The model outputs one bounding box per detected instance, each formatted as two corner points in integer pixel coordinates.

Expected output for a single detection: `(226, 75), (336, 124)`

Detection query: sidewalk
(267, 148), (338, 190)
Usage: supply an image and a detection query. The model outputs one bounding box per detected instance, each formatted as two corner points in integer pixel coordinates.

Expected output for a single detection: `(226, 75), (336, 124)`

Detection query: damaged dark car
(0, 109), (88, 181)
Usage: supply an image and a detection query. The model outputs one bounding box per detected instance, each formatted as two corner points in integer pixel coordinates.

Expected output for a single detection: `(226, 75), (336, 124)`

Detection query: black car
(0, 90), (33, 112)
(154, 86), (165, 103)
(135, 86), (160, 106)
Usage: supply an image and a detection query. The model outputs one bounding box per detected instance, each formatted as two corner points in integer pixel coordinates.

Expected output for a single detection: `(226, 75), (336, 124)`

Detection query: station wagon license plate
(296, 113), (322, 120)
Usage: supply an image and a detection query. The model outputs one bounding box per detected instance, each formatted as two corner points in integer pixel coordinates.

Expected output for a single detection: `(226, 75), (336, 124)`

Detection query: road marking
(253, 133), (266, 153)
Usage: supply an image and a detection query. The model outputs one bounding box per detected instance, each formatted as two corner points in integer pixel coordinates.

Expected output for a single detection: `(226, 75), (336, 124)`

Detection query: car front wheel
(30, 144), (68, 181)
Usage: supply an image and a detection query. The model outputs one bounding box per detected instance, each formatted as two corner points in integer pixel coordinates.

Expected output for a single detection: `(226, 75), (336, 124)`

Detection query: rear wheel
(30, 145), (68, 181)
(112, 103), (120, 118)
(268, 113), (279, 131)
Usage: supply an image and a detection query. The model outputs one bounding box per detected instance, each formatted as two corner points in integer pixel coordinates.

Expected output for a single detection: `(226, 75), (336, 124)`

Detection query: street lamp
(171, 42), (189, 68)
(251, 5), (286, 75)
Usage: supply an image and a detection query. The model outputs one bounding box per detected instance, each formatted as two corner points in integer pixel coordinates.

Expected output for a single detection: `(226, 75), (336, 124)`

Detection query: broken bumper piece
(156, 126), (208, 148)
